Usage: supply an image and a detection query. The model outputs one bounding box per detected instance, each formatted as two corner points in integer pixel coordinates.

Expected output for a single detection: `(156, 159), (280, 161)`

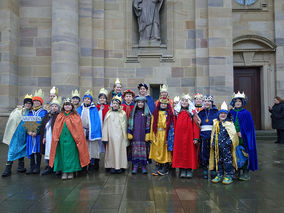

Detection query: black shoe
(33, 168), (40, 174)
(88, 164), (95, 172)
(94, 159), (100, 170)
(2, 164), (12, 177)
(110, 168), (116, 174)
(274, 141), (280, 144)
(17, 158), (26, 173)
(41, 166), (52, 175)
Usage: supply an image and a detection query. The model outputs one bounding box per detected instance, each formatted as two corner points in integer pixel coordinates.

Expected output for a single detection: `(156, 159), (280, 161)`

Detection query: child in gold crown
(102, 95), (128, 174)
(149, 96), (174, 176)
(209, 102), (238, 185)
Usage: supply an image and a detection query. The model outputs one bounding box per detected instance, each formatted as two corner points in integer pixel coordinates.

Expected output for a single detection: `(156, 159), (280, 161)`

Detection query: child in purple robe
(128, 96), (152, 174)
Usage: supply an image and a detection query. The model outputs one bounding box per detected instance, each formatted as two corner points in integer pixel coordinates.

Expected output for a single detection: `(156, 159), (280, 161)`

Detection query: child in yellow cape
(209, 101), (239, 185)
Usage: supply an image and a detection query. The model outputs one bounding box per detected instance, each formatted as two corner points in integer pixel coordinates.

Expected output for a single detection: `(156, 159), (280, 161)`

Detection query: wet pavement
(0, 140), (284, 213)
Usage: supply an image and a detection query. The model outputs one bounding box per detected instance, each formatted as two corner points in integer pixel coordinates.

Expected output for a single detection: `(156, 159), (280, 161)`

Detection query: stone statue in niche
(133, 0), (164, 46)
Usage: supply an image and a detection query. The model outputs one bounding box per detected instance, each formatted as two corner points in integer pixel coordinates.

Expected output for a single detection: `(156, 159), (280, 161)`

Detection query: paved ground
(0, 140), (283, 213)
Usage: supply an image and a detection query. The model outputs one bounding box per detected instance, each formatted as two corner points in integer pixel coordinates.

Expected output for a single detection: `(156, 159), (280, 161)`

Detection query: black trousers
(277, 129), (284, 144)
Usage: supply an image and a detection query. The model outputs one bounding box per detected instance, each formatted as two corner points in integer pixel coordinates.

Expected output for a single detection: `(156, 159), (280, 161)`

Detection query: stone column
(194, 0), (209, 95)
(0, 0), (19, 113)
(207, 0), (234, 104)
(274, 0), (284, 97)
(51, 0), (79, 97)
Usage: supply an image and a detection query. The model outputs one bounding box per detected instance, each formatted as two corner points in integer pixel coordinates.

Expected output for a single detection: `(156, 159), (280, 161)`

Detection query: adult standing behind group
(269, 96), (284, 144)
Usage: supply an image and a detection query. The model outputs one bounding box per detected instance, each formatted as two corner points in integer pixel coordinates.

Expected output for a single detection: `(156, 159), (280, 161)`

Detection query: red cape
(121, 104), (134, 119)
(49, 112), (90, 168)
(172, 110), (200, 169)
(96, 104), (110, 123)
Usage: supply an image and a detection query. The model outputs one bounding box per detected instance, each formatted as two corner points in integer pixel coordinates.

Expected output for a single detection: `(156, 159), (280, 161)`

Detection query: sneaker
(152, 164), (160, 176)
(211, 175), (223, 183)
(142, 167), (148, 174)
(67, 173), (74, 179)
(222, 176), (233, 185)
(179, 169), (186, 178)
(239, 172), (250, 181)
(132, 166), (138, 174)
(157, 165), (169, 176)
(186, 169), (193, 178)
(110, 168), (116, 174)
(62, 173), (67, 180)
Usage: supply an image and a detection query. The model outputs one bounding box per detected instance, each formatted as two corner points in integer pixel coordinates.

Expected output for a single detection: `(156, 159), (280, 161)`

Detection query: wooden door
(234, 67), (261, 130)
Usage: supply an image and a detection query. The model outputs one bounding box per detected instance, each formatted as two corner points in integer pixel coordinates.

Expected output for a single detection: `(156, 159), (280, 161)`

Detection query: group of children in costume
(2, 78), (258, 184)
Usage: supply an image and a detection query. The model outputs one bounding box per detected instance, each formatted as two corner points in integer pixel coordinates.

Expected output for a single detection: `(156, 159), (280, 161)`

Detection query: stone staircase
(256, 130), (277, 141)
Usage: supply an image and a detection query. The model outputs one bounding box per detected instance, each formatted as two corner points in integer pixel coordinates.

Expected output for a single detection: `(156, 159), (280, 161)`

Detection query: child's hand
(237, 132), (242, 138)
(43, 138), (46, 144)
(193, 139), (199, 145)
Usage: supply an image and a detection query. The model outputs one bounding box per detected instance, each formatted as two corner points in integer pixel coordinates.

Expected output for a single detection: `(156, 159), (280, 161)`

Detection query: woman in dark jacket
(269, 96), (284, 144)
(40, 97), (61, 174)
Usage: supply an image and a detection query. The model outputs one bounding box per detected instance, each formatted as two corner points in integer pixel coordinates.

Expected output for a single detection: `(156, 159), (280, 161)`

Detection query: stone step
(256, 130), (277, 141)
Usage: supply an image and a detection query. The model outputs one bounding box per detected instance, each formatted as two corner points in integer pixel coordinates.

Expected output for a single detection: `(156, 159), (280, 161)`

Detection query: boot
(41, 166), (52, 175)
(26, 155), (35, 175)
(179, 168), (186, 178)
(2, 162), (12, 177)
(94, 159), (100, 170)
(239, 169), (250, 181)
(17, 158), (26, 173)
(33, 153), (41, 174)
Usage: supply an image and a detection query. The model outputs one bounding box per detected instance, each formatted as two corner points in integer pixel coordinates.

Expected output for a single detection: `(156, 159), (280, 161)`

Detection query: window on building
(235, 0), (257, 6)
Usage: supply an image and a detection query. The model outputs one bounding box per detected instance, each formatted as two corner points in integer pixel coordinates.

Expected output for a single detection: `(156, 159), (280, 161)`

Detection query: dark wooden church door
(234, 67), (261, 130)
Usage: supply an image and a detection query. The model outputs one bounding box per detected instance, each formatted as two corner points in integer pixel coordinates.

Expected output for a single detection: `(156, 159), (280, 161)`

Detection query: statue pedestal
(138, 40), (161, 47)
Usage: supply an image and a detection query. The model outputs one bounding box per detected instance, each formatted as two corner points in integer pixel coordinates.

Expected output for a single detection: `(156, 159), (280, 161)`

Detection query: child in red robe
(173, 94), (200, 178)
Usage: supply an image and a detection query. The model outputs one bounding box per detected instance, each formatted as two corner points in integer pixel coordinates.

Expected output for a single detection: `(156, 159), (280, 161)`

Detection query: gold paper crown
(173, 96), (180, 102)
(160, 84), (168, 93)
(24, 94), (33, 100)
(112, 95), (123, 103)
(181, 93), (192, 101)
(50, 86), (58, 95)
(51, 96), (62, 106)
(220, 101), (228, 111)
(84, 89), (93, 97)
(114, 78), (121, 85)
(232, 91), (246, 99)
(34, 89), (44, 99)
(99, 88), (108, 96)
(159, 96), (170, 104)
(194, 93), (203, 99)
(72, 89), (80, 98)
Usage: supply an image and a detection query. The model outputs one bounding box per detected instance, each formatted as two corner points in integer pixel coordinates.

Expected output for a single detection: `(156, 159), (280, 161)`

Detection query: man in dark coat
(269, 96), (284, 144)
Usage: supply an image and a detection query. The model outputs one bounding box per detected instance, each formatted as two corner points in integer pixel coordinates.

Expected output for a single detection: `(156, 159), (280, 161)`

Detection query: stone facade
(0, 0), (283, 133)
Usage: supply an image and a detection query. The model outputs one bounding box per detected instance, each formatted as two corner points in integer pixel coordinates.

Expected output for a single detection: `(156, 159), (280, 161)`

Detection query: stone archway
(233, 35), (276, 129)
